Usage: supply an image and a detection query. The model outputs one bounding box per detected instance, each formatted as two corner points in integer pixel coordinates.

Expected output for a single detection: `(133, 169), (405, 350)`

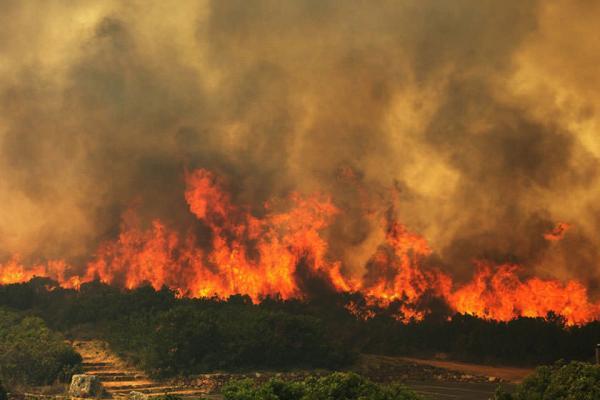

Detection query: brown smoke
(1, 1), (599, 294)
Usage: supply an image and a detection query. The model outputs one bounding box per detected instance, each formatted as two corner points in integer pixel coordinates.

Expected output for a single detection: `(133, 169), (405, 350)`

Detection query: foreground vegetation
(1, 279), (599, 377)
(0, 380), (6, 400)
(0, 307), (81, 388)
(105, 304), (351, 376)
(494, 361), (600, 400)
(222, 372), (422, 400)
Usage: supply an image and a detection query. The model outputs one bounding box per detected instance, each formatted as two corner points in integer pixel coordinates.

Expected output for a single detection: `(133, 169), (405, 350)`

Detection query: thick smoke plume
(1, 1), (600, 295)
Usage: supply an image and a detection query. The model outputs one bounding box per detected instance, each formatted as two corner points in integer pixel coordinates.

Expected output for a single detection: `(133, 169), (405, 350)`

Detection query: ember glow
(2, 169), (598, 325)
(544, 222), (571, 242)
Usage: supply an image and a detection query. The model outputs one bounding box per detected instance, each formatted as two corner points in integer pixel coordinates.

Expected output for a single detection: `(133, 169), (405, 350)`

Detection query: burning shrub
(222, 372), (422, 400)
(0, 308), (82, 387)
(494, 361), (600, 400)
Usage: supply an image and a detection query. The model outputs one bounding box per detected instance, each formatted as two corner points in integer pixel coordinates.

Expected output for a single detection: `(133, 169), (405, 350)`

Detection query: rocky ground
(11, 340), (529, 400)
(70, 340), (524, 399)
(398, 356), (532, 383)
(352, 354), (507, 384)
(71, 340), (219, 399)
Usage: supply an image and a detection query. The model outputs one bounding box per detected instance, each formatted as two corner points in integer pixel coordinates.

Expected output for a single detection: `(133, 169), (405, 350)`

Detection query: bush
(222, 372), (422, 400)
(494, 361), (600, 400)
(0, 380), (6, 400)
(153, 396), (184, 400)
(222, 378), (306, 400)
(3, 280), (600, 371)
(106, 304), (353, 377)
(0, 308), (82, 387)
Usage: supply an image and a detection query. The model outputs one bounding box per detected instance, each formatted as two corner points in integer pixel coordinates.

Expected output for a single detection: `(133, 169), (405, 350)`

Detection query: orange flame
(1, 169), (599, 325)
(448, 262), (597, 324)
(544, 222), (571, 242)
(80, 169), (344, 302)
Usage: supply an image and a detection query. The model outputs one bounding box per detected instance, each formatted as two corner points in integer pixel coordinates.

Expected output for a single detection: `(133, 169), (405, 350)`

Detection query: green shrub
(222, 378), (305, 400)
(222, 372), (422, 400)
(3, 280), (600, 370)
(0, 379), (7, 400)
(153, 395), (184, 400)
(303, 373), (421, 400)
(494, 361), (600, 400)
(105, 305), (353, 377)
(0, 308), (82, 387)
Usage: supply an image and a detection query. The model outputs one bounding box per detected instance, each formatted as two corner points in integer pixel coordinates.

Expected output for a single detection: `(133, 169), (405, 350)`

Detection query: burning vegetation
(1, 168), (598, 325)
(3, 3), (600, 399)
(1, 1), (600, 337)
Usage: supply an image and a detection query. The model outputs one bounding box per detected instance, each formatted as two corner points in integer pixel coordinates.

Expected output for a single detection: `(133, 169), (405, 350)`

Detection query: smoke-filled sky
(1, 1), (600, 292)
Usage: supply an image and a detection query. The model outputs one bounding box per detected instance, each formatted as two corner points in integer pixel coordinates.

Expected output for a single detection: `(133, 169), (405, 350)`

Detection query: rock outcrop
(69, 375), (103, 398)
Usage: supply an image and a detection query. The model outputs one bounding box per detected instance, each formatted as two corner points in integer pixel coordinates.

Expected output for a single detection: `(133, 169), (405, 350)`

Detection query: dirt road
(405, 380), (514, 400)
(355, 354), (530, 399)
(400, 357), (532, 383)
(397, 357), (531, 399)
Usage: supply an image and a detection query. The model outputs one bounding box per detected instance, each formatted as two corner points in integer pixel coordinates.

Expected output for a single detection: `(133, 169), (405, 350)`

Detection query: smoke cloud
(1, 1), (599, 293)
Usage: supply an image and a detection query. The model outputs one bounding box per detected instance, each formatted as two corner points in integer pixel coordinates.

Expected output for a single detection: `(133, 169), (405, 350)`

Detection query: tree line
(0, 278), (599, 378)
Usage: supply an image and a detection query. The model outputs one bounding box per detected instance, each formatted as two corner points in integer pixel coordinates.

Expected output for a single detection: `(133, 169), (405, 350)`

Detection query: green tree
(0, 379), (7, 400)
(0, 309), (81, 386)
(494, 361), (600, 400)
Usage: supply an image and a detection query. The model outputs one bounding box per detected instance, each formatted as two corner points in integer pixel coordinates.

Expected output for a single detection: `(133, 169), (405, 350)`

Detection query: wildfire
(1, 169), (599, 325)
(448, 262), (597, 324)
(544, 222), (571, 242)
